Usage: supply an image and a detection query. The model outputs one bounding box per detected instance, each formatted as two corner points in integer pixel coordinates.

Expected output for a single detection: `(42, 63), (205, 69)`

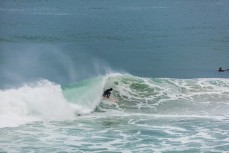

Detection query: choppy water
(1, 0), (229, 152)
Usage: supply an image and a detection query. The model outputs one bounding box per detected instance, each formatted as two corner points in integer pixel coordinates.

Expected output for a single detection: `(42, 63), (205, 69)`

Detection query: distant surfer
(103, 88), (113, 98)
(218, 67), (229, 72)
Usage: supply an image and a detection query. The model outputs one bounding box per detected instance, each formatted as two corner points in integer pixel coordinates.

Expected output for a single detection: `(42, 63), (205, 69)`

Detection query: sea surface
(1, 0), (229, 152)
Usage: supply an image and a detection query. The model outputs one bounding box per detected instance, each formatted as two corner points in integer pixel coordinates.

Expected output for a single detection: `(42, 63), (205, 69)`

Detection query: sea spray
(0, 45), (110, 88)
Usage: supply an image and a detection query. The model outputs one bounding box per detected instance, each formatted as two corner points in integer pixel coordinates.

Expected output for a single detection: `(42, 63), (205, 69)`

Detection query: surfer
(218, 67), (229, 72)
(103, 88), (113, 98)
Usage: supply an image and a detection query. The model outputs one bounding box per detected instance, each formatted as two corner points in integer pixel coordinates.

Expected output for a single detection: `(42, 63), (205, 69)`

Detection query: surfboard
(102, 96), (118, 103)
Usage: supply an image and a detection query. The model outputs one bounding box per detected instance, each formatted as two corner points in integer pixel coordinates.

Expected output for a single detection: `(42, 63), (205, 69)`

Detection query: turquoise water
(1, 0), (229, 152)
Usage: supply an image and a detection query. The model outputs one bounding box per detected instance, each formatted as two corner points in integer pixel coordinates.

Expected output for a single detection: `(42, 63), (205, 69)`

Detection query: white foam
(0, 80), (80, 128)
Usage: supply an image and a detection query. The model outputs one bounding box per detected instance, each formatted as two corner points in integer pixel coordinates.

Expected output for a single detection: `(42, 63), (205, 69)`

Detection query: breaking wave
(1, 73), (229, 127)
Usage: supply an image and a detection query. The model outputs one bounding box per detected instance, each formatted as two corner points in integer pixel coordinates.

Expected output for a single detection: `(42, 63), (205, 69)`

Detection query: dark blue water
(1, 0), (229, 88)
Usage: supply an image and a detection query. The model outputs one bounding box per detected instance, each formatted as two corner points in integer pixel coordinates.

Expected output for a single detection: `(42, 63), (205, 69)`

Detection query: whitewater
(1, 73), (229, 152)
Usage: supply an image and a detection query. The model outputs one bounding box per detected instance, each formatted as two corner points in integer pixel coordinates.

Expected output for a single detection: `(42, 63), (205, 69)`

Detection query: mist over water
(0, 44), (111, 88)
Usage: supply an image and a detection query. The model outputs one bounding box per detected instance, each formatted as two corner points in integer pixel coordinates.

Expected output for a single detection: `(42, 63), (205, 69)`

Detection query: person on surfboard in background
(218, 67), (229, 72)
(103, 88), (113, 98)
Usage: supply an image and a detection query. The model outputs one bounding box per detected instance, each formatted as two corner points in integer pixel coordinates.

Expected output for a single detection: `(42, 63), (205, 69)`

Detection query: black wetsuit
(103, 88), (113, 98)
(219, 68), (224, 72)
(218, 68), (229, 72)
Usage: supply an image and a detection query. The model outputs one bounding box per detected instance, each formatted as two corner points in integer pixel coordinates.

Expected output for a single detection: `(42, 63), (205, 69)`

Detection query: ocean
(1, 0), (229, 152)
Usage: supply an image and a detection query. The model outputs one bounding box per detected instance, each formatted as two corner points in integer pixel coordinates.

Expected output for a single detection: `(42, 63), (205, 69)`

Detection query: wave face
(62, 76), (106, 113)
(102, 74), (229, 116)
(1, 73), (229, 127)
